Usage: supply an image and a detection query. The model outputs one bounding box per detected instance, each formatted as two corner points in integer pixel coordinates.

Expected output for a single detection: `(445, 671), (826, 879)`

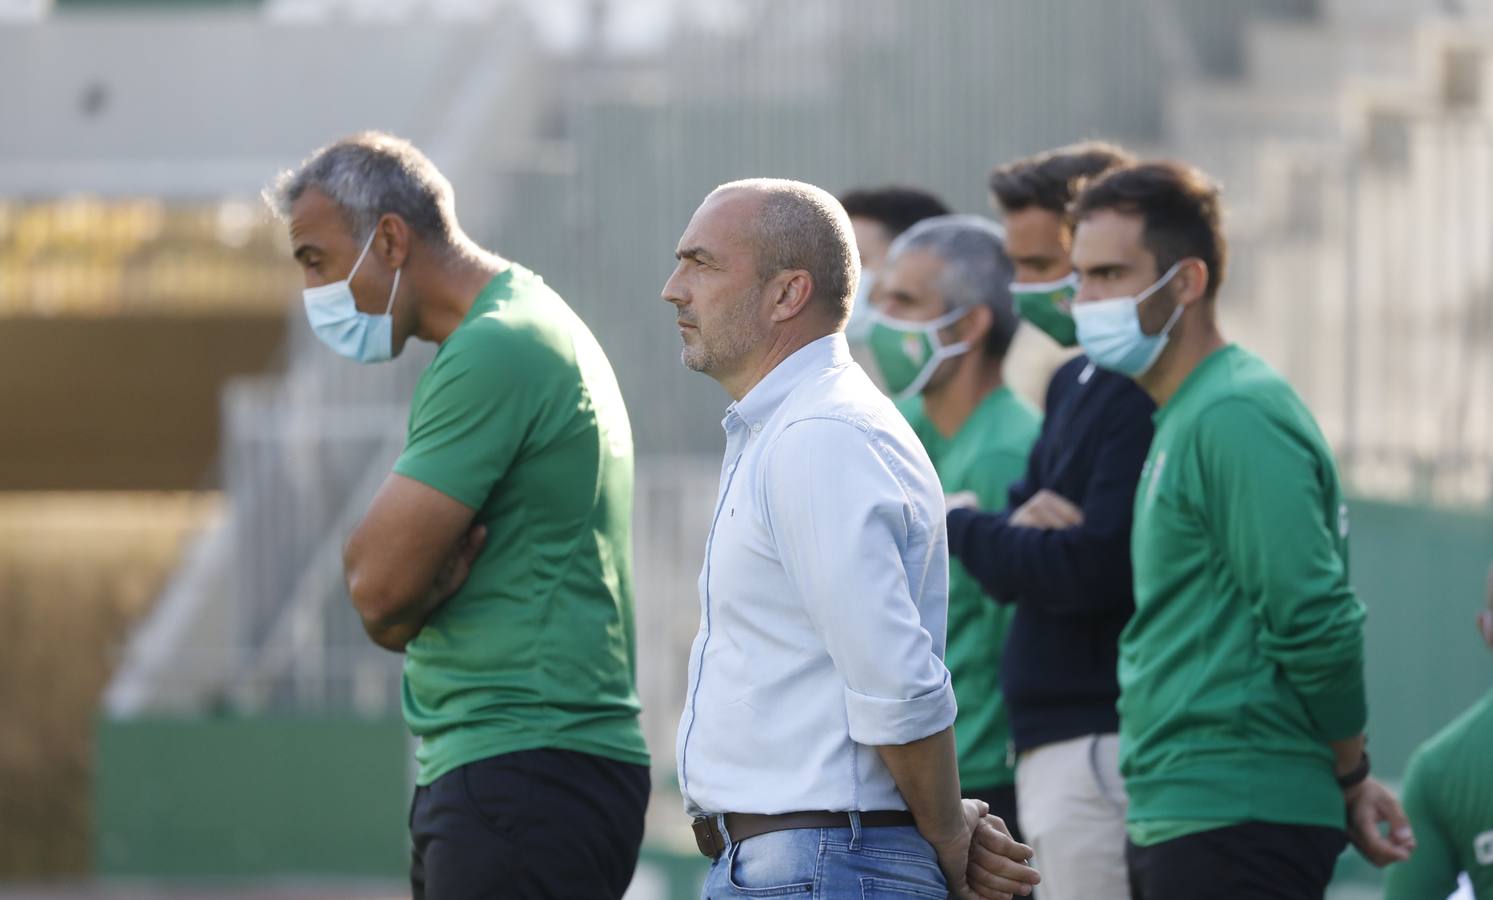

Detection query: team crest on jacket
(1142, 450), (1167, 508)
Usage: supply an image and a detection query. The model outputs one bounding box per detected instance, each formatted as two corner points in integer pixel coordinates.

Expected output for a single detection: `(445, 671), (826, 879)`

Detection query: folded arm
(344, 473), (480, 651)
(947, 401), (1152, 615)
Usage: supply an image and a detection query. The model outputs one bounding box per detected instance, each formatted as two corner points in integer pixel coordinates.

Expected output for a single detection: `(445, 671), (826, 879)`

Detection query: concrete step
(1319, 0), (1493, 27)
(1242, 18), (1416, 92)
(1166, 79), (1343, 154)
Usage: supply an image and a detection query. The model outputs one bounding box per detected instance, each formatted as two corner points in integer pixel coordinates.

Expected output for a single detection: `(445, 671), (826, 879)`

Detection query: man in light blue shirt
(663, 178), (1041, 900)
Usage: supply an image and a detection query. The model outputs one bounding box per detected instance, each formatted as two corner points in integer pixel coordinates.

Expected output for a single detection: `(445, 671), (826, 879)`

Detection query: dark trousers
(964, 782), (1024, 846)
(410, 748), (650, 900)
(1127, 821), (1347, 900)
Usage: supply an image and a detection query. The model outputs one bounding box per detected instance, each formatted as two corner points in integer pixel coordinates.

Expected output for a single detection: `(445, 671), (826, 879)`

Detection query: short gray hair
(885, 214), (1018, 358)
(263, 131), (459, 247)
(712, 178), (858, 326)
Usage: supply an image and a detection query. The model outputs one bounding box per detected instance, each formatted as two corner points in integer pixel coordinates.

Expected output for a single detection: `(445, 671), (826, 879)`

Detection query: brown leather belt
(692, 810), (917, 860)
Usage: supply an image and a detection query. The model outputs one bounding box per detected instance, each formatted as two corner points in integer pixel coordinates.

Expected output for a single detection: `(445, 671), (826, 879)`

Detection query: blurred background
(1, 0), (1490, 897)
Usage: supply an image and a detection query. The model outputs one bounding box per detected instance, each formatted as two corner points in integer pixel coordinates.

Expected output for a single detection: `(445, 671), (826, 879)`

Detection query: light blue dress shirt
(676, 333), (957, 816)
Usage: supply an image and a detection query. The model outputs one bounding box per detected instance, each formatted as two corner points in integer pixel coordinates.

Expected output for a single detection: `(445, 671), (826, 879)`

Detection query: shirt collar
(723, 333), (851, 432)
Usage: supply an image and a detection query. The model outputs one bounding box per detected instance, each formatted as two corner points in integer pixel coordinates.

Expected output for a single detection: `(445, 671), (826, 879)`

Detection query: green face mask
(1012, 272), (1079, 347)
(867, 307), (971, 399)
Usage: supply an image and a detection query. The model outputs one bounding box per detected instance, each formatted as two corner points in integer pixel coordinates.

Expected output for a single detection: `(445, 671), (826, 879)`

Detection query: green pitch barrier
(1349, 498), (1493, 778)
(93, 714), (709, 896)
(94, 715), (411, 878)
(92, 497), (1490, 892)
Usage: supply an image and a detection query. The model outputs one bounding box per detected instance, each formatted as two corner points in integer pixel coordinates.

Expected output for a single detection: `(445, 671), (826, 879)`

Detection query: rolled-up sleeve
(842, 670), (957, 746)
(762, 416), (956, 747)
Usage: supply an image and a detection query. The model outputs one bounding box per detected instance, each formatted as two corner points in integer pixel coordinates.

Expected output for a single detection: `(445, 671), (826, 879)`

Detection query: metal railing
(108, 0), (1493, 744)
(1233, 111), (1493, 507)
(1339, 114), (1493, 504)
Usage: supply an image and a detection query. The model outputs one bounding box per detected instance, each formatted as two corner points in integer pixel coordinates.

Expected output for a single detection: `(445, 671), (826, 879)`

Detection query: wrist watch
(1336, 750), (1371, 789)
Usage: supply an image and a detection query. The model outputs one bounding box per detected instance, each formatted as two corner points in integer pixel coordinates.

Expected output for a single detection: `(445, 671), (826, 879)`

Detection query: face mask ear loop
(1155, 295), (1186, 340)
(896, 329), (974, 401)
(928, 305), (973, 353)
(347, 228), (378, 283)
(1135, 260), (1185, 305)
(933, 305), (972, 328)
(1138, 261), (1188, 339)
(385, 267), (401, 315)
(873, 305), (969, 334)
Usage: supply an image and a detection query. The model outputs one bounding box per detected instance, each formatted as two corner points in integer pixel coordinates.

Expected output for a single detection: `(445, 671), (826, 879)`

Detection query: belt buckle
(692, 815), (725, 860)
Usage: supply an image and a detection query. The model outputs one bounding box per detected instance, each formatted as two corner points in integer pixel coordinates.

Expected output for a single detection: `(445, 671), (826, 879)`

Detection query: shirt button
(750, 422), (763, 434)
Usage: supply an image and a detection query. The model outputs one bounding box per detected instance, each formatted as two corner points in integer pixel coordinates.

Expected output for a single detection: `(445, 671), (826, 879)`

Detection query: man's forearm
(362, 613), (422, 652)
(1330, 733), (1367, 779)
(356, 582), (447, 652)
(875, 727), (967, 846)
(947, 507), (1133, 615)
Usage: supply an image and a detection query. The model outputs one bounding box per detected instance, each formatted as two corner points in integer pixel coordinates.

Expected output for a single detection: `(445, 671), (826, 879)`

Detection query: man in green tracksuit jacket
(1065, 160), (1417, 900)
(1384, 563), (1493, 899)
(866, 214), (1042, 840)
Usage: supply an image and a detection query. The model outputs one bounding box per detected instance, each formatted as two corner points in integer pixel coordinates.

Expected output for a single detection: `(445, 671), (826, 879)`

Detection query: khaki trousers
(1016, 733), (1132, 900)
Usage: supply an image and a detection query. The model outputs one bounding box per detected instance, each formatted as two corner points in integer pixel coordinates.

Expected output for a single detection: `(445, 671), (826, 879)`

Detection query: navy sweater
(946, 355), (1155, 754)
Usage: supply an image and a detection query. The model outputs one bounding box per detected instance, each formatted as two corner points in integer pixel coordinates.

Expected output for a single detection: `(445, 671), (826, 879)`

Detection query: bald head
(709, 178), (860, 328)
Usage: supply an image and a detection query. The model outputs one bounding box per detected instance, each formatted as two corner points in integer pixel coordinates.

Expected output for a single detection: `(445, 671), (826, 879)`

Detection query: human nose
(1073, 279), (1101, 304)
(661, 266), (687, 307)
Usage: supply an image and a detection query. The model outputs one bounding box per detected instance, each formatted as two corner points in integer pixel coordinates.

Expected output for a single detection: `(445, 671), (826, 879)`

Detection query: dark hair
(988, 141), (1134, 215)
(1071, 160), (1228, 301)
(837, 186), (952, 237)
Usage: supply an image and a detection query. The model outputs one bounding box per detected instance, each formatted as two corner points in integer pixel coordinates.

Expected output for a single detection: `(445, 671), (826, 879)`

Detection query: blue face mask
(1073, 261), (1184, 377)
(302, 229), (402, 363)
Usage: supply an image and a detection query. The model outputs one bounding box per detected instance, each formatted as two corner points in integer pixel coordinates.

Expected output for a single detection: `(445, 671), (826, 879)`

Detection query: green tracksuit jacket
(1121, 345), (1366, 844)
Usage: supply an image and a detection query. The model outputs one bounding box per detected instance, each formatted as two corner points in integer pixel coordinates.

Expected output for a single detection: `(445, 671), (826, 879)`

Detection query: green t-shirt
(392, 265), (649, 786)
(1122, 345), (1366, 844)
(903, 386), (1041, 789)
(1384, 688), (1493, 899)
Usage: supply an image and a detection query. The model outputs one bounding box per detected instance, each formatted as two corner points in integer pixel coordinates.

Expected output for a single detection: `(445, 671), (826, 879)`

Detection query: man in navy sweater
(947, 142), (1149, 900)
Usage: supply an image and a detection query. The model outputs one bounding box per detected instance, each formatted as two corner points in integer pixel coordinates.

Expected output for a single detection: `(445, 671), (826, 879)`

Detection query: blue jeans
(700, 813), (948, 899)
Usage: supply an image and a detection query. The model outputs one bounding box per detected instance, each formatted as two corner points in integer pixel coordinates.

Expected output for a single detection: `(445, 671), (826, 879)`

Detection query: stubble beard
(680, 286), (767, 377)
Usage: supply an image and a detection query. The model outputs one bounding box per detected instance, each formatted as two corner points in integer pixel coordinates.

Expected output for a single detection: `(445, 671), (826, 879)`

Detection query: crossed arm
(945, 403), (1152, 616)
(342, 472), (485, 652)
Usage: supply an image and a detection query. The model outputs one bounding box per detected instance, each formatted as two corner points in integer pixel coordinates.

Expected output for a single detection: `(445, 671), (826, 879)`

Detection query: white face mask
(1072, 261), (1184, 378)
(302, 229), (402, 364)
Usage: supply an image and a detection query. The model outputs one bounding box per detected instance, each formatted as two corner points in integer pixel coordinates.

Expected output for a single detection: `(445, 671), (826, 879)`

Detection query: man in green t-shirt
(266, 132), (649, 900)
(865, 214), (1041, 840)
(1385, 562), (1493, 899)
(1065, 160), (1415, 899)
